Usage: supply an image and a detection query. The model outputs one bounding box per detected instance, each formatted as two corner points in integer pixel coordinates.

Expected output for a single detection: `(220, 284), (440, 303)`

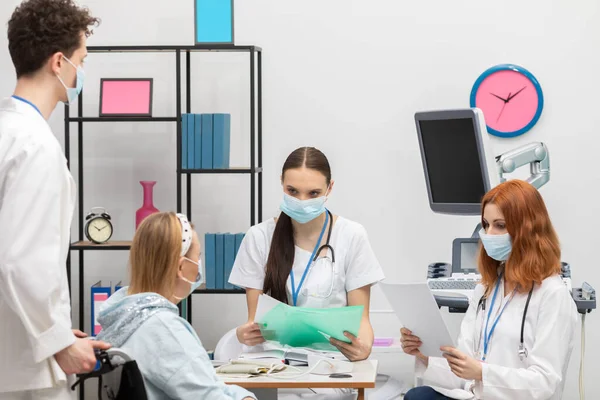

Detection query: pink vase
(136, 181), (159, 229)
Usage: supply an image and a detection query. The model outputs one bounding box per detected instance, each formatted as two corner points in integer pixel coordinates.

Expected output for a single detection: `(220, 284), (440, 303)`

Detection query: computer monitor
(415, 109), (500, 215)
(452, 238), (480, 274)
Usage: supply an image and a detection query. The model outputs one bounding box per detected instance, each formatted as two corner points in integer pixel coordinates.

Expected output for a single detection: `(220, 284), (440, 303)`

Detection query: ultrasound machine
(414, 108), (595, 314)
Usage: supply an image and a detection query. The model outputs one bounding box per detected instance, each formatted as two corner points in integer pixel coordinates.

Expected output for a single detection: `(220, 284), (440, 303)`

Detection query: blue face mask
(57, 56), (85, 105)
(174, 258), (204, 300)
(479, 228), (512, 261)
(280, 192), (328, 224)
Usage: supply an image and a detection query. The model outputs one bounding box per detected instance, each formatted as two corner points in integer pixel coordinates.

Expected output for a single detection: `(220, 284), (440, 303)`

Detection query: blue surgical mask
(280, 192), (328, 224)
(174, 258), (204, 300)
(479, 228), (512, 261)
(57, 56), (85, 105)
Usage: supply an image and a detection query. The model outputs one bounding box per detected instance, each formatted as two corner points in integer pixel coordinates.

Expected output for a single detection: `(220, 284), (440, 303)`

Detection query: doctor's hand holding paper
(230, 147), (385, 362)
(328, 331), (373, 362)
(237, 321), (266, 347)
(400, 329), (483, 381)
(403, 180), (578, 400)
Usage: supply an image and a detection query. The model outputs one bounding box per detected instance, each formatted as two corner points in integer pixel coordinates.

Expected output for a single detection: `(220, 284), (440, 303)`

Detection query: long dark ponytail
(262, 147), (332, 303)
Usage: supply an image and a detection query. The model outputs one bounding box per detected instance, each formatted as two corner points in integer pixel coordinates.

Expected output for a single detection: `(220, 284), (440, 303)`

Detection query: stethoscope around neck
(475, 276), (534, 361)
(312, 209), (335, 263)
(290, 209), (336, 306)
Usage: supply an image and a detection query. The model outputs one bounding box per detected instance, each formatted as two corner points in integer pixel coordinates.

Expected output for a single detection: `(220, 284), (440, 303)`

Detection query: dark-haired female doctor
(229, 147), (385, 366)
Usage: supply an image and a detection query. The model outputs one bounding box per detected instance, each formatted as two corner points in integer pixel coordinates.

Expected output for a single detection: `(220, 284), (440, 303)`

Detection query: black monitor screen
(419, 118), (486, 204)
(460, 242), (479, 271)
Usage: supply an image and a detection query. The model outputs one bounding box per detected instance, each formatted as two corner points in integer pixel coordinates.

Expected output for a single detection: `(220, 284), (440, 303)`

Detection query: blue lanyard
(12, 95), (43, 117)
(290, 210), (329, 306)
(482, 273), (515, 361)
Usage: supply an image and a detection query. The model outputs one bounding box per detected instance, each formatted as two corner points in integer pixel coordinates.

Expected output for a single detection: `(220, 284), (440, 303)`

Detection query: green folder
(255, 298), (363, 349)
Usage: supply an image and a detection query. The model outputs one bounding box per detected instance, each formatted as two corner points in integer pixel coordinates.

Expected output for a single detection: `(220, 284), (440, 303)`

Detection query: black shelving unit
(180, 46), (262, 322)
(64, 44), (262, 399)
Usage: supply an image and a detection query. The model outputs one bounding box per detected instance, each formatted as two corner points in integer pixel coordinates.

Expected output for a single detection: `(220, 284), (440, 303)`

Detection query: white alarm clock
(85, 207), (113, 244)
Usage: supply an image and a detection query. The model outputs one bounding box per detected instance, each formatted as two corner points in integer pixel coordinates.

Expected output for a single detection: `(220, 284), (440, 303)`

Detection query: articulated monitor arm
(495, 142), (550, 190)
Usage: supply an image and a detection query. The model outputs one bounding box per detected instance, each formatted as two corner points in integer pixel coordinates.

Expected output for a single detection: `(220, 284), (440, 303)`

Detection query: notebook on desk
(239, 349), (307, 365)
(427, 237), (481, 299)
(240, 344), (346, 366)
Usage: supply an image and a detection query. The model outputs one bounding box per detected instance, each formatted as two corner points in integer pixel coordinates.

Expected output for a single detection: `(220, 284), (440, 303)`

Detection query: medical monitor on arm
(414, 109), (500, 216)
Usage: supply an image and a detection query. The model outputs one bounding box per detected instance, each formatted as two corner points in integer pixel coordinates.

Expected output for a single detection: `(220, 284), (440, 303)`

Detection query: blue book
(213, 113), (231, 169)
(233, 233), (245, 290)
(114, 281), (123, 293)
(224, 234), (235, 290)
(91, 281), (111, 336)
(201, 114), (213, 169)
(181, 114), (188, 169)
(195, 0), (234, 44)
(194, 114), (202, 169)
(205, 234), (216, 289)
(187, 114), (195, 169)
(234, 233), (245, 259)
(223, 114), (230, 168)
(215, 233), (225, 289)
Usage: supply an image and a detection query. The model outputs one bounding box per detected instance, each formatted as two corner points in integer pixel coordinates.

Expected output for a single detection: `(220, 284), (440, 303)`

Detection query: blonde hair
(128, 212), (183, 297)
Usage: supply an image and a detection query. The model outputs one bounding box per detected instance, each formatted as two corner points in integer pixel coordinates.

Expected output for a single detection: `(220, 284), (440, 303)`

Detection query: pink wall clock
(470, 64), (544, 138)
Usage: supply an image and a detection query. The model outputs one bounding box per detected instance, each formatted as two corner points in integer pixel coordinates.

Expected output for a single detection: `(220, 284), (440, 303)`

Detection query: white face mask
(479, 228), (512, 261)
(56, 56), (85, 105)
(279, 185), (331, 224)
(280, 193), (327, 224)
(173, 258), (204, 300)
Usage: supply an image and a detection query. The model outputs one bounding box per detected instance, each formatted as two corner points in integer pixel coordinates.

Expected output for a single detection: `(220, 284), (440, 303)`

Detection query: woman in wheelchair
(97, 212), (256, 400)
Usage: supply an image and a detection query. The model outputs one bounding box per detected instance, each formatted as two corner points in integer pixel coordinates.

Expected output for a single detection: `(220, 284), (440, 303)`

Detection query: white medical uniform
(416, 274), (578, 400)
(229, 216), (385, 307)
(229, 216), (385, 400)
(0, 97), (76, 399)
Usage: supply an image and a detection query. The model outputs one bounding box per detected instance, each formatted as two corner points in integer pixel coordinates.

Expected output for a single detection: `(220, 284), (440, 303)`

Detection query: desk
(221, 360), (378, 400)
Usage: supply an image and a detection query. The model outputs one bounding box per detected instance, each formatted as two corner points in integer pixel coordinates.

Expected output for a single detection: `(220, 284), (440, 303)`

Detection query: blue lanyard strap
(290, 210), (329, 306)
(482, 273), (515, 361)
(11, 95), (43, 117)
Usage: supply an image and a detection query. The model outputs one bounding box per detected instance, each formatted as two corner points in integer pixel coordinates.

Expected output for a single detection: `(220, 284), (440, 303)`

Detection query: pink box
(373, 337), (394, 347)
(100, 78), (153, 117)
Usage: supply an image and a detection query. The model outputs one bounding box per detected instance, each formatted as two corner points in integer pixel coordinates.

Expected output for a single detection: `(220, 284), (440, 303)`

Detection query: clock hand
(94, 226), (101, 231)
(490, 92), (508, 102)
(507, 86), (526, 102)
(496, 93), (510, 123)
(496, 103), (507, 123)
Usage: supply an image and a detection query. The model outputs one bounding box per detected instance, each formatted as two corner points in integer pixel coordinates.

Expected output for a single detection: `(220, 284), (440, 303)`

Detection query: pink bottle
(136, 180), (159, 229)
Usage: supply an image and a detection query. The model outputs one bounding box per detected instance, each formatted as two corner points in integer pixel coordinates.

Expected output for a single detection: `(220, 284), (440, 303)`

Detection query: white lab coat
(229, 216), (384, 400)
(229, 216), (385, 400)
(416, 274), (578, 400)
(229, 216), (385, 308)
(0, 97), (76, 395)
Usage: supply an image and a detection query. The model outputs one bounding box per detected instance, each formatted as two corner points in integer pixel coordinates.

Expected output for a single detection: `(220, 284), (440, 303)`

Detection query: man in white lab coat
(0, 1), (110, 399)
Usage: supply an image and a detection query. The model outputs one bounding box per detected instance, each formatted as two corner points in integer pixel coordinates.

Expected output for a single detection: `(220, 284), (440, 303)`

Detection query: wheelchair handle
(105, 348), (134, 362)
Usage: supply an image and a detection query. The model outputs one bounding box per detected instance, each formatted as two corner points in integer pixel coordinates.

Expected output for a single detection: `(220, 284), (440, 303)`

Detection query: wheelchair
(71, 348), (148, 400)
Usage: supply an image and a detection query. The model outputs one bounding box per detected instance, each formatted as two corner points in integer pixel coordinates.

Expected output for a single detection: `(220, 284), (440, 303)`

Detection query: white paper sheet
(379, 282), (456, 357)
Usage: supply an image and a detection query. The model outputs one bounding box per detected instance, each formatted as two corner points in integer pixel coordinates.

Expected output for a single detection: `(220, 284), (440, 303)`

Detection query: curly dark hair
(7, 0), (100, 78)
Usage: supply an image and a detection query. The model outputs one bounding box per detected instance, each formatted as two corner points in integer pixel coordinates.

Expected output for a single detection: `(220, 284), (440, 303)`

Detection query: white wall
(1, 0), (598, 398)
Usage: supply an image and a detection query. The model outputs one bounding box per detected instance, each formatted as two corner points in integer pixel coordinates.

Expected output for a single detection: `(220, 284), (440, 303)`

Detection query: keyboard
(428, 280), (478, 290)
